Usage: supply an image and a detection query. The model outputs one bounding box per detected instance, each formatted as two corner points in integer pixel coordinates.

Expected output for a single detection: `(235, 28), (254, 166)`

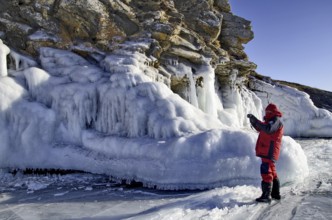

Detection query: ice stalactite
(96, 51), (221, 139)
(159, 56), (198, 108)
(0, 39), (10, 77)
(220, 69), (239, 110)
(239, 86), (263, 126)
(94, 72), (150, 137)
(0, 76), (56, 166)
(187, 70), (199, 108)
(9, 50), (37, 71)
(166, 57), (223, 119)
(95, 82), (127, 136)
(23, 67), (51, 104)
(51, 83), (98, 144)
(7, 101), (56, 155)
(216, 69), (263, 128)
(95, 74), (194, 139)
(10, 51), (20, 71)
(196, 59), (223, 119)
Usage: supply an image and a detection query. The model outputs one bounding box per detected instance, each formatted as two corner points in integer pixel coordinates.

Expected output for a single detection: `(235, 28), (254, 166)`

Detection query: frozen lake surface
(0, 138), (331, 220)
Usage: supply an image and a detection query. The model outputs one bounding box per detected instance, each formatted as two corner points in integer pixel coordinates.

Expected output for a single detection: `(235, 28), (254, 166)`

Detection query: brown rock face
(0, 0), (139, 52)
(0, 0), (256, 103)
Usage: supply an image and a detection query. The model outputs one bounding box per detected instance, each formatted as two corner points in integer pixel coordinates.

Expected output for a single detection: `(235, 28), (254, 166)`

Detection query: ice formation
(250, 77), (332, 137)
(0, 39), (10, 77)
(0, 39), (324, 189)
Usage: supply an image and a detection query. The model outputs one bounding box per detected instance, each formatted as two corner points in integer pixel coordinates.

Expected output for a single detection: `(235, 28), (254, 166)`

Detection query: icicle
(0, 39), (10, 77)
(10, 50), (21, 70)
(187, 70), (199, 108)
(202, 72), (218, 118)
(196, 58), (223, 118)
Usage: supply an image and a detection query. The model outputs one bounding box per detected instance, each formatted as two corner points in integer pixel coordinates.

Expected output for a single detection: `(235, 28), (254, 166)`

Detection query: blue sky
(229, 0), (332, 92)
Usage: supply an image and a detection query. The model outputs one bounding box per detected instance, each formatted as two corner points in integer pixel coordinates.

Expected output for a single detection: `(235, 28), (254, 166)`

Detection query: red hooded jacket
(251, 104), (284, 161)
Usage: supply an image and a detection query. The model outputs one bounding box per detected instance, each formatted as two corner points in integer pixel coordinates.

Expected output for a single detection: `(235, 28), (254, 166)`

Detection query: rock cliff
(0, 0), (256, 104)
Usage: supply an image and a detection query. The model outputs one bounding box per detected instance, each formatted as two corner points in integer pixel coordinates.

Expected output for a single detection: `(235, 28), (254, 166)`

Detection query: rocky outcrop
(0, 0), (139, 54)
(0, 0), (258, 114)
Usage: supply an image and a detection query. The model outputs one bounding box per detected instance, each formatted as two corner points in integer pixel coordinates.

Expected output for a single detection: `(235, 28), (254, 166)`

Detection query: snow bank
(251, 78), (332, 137)
(277, 136), (309, 183)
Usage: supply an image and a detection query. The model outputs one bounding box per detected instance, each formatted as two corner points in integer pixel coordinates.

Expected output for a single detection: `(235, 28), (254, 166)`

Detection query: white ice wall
(250, 77), (332, 137)
(0, 77), (56, 168)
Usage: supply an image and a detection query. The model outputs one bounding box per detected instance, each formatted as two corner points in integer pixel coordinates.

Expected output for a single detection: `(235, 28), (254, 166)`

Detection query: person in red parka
(247, 103), (284, 203)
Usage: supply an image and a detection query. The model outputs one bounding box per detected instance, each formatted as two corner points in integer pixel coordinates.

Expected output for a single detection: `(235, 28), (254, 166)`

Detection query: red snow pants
(260, 158), (278, 183)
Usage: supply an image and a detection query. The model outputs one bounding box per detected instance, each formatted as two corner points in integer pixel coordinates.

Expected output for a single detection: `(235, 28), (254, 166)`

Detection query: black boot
(271, 178), (281, 200)
(256, 181), (272, 203)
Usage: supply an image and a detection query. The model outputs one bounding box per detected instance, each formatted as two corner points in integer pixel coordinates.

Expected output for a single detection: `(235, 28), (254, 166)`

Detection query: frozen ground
(0, 138), (331, 220)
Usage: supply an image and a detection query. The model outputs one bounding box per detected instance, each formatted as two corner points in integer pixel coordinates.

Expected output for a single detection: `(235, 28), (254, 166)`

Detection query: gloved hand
(247, 114), (257, 125)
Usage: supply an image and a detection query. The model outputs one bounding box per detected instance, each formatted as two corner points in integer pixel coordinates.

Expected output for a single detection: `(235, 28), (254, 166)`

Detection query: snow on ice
(0, 139), (330, 219)
(1, 39), (331, 190)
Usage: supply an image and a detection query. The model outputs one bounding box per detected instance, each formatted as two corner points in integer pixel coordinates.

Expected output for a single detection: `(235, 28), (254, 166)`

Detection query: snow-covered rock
(250, 77), (332, 137)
